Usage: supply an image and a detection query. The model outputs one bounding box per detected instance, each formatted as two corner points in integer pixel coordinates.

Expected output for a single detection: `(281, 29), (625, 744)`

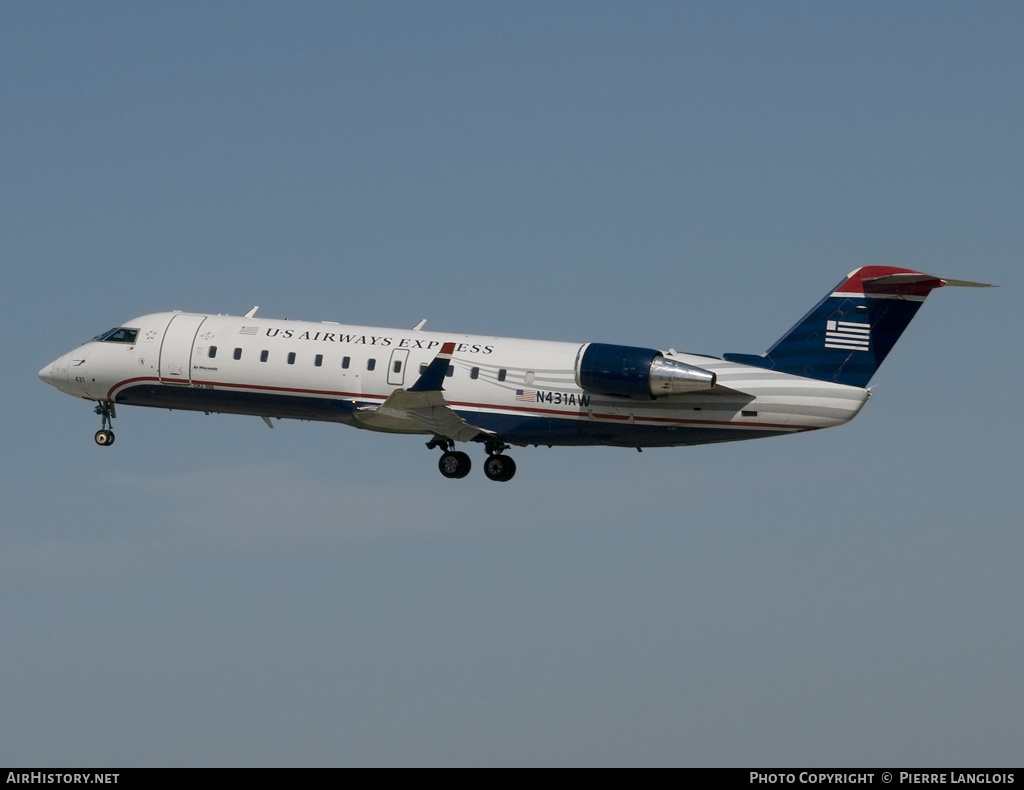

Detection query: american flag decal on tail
(825, 320), (870, 351)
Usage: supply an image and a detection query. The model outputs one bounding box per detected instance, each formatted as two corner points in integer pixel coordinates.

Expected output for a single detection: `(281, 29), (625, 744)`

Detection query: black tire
(439, 451), (471, 479)
(483, 454), (516, 482)
(94, 429), (115, 446)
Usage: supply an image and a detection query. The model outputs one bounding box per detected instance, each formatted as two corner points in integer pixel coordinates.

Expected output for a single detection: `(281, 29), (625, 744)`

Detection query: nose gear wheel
(93, 402), (116, 447)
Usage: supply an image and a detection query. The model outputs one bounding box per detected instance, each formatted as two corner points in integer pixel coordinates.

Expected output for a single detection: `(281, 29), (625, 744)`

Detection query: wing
(350, 342), (494, 442)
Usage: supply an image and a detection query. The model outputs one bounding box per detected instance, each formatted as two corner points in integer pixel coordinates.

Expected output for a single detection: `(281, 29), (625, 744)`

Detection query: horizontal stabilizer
(860, 272), (996, 293)
(939, 278), (996, 288)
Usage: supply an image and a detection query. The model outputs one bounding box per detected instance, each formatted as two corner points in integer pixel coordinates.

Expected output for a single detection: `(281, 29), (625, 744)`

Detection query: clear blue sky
(2, 1), (1021, 767)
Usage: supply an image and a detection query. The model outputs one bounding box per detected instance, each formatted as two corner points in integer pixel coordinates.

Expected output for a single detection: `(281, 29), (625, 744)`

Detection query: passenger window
(208, 346), (217, 359)
(233, 348), (242, 360)
(498, 369), (507, 382)
(367, 359), (376, 371)
(470, 367), (479, 380)
(288, 352), (296, 365)
(393, 360), (402, 374)
(315, 354), (323, 367)
(446, 365), (454, 378)
(420, 363), (428, 375)
(260, 350), (269, 362)
(342, 356), (351, 369)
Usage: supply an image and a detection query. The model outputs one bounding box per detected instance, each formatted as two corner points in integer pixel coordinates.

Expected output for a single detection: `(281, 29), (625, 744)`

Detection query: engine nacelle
(574, 343), (717, 399)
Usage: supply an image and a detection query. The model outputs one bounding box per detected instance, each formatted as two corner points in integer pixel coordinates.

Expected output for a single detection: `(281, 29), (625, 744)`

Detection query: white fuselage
(40, 311), (869, 449)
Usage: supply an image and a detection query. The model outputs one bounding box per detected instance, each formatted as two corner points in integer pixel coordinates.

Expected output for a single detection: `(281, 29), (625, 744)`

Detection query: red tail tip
(837, 266), (945, 297)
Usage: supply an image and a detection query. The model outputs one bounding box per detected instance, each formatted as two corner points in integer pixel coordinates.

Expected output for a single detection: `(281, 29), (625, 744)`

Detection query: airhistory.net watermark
(6, 775), (118, 784)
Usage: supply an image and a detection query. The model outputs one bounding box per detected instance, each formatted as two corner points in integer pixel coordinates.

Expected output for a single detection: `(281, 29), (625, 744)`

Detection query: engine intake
(575, 343), (717, 399)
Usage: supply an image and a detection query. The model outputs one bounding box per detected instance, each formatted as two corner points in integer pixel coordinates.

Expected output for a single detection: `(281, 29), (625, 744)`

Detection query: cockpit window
(96, 327), (139, 344)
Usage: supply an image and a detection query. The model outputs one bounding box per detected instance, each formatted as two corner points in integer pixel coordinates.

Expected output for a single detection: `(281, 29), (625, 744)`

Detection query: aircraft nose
(39, 353), (71, 392)
(39, 361), (56, 386)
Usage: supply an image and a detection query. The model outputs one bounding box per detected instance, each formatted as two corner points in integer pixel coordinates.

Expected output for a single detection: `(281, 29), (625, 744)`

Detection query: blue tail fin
(724, 266), (960, 388)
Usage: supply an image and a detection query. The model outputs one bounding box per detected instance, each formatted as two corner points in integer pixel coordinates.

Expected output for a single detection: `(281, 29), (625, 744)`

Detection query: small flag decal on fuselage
(516, 389), (537, 401)
(825, 320), (870, 351)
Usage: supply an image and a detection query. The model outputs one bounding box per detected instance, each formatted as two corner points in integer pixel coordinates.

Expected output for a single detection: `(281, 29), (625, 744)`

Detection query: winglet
(407, 342), (456, 392)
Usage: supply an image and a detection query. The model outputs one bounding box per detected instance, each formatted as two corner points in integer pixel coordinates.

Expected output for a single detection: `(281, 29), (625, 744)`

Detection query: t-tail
(723, 266), (994, 388)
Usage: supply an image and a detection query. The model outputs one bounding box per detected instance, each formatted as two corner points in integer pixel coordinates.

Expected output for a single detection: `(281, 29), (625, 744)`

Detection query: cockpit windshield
(95, 327), (139, 344)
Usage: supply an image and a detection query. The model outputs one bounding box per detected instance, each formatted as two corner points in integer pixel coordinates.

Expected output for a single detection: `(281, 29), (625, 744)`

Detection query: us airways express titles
(39, 267), (991, 482)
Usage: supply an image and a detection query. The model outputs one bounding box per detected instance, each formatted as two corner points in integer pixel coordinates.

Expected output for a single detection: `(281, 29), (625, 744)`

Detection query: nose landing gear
(94, 402), (116, 447)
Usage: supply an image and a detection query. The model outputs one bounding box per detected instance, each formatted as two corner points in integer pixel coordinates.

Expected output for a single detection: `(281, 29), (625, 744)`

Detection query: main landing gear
(427, 438), (517, 482)
(482, 452), (516, 482)
(94, 401), (116, 446)
(438, 448), (472, 479)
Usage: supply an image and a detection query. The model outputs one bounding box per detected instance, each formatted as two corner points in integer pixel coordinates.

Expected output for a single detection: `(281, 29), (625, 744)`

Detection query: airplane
(39, 266), (991, 482)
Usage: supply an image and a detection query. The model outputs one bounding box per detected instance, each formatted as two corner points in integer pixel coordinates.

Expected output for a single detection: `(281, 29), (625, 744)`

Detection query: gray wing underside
(352, 389), (492, 442)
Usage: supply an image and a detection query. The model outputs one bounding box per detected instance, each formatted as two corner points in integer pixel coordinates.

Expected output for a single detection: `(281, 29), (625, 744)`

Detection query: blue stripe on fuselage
(114, 382), (786, 448)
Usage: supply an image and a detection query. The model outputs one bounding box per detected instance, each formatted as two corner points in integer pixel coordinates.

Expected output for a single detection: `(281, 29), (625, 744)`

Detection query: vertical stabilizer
(723, 266), (989, 387)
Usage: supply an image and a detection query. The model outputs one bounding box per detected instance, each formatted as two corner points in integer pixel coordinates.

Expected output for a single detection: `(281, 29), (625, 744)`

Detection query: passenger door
(159, 314), (207, 384)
